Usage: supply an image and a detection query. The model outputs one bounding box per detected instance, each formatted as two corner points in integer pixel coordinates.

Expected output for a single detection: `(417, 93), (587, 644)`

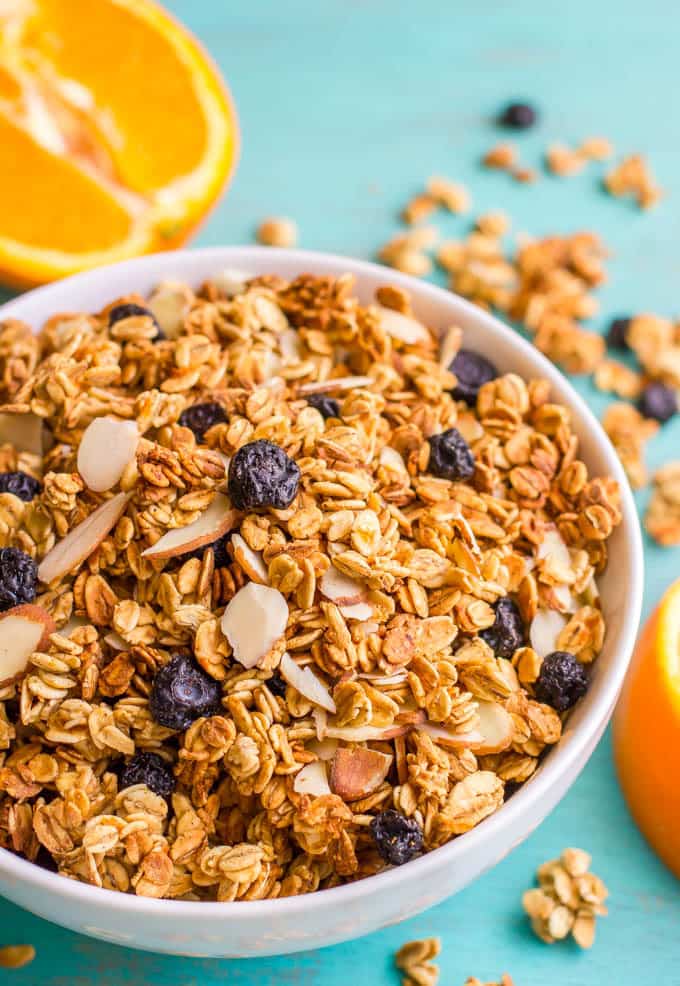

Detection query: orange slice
(0, 0), (238, 287)
(613, 579), (680, 877)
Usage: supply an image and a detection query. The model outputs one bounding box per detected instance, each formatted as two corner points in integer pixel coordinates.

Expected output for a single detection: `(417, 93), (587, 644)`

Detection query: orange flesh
(613, 581), (680, 878)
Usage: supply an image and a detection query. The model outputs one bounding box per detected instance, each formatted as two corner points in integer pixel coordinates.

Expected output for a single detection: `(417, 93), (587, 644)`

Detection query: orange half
(613, 579), (680, 877)
(0, 0), (239, 287)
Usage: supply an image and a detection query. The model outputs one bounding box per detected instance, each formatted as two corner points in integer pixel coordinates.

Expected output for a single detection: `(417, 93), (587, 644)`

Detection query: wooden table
(3, 1), (680, 981)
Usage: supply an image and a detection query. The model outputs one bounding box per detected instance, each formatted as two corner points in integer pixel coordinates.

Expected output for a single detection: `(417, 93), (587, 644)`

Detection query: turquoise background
(3, 1), (680, 982)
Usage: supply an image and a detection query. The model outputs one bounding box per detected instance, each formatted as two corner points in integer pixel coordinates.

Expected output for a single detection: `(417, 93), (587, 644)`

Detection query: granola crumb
(511, 166), (537, 184)
(483, 143), (517, 170)
(395, 936), (441, 986)
(545, 143), (587, 177)
(604, 154), (663, 210)
(523, 848), (608, 948)
(602, 402), (658, 488)
(426, 175), (471, 214)
(645, 462), (680, 546)
(0, 945), (36, 969)
(464, 976), (515, 986)
(402, 194), (438, 225)
(579, 136), (615, 161)
(256, 216), (298, 247)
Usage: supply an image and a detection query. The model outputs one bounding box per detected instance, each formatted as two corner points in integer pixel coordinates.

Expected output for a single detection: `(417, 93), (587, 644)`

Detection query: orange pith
(613, 580), (680, 878)
(0, 0), (238, 288)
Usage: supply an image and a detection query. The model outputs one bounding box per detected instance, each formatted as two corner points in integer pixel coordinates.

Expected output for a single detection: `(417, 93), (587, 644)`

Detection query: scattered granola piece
(523, 848), (608, 947)
(378, 227), (439, 275)
(645, 462), (680, 546)
(426, 175), (471, 213)
(395, 936), (441, 986)
(402, 193), (438, 225)
(511, 166), (537, 183)
(593, 359), (642, 400)
(483, 142), (517, 170)
(579, 136), (614, 160)
(602, 402), (658, 488)
(476, 211), (510, 236)
(546, 143), (587, 177)
(604, 154), (663, 209)
(256, 216), (298, 247)
(0, 944), (36, 969)
(464, 975), (515, 986)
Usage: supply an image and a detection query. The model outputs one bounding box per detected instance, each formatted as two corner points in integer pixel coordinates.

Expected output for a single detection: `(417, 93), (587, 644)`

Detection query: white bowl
(0, 247), (643, 957)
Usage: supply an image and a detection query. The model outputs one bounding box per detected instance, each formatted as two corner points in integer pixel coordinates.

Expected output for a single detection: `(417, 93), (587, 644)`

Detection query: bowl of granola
(0, 247), (642, 956)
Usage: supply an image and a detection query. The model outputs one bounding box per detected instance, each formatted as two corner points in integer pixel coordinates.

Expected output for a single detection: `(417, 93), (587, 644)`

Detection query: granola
(0, 272), (621, 900)
(522, 847), (608, 947)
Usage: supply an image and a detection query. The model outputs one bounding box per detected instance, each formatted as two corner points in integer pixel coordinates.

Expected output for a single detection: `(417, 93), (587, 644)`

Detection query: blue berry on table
(638, 382), (677, 423)
(480, 597), (525, 659)
(149, 654), (222, 731)
(535, 650), (588, 712)
(119, 751), (175, 800)
(498, 101), (537, 129)
(307, 394), (341, 419)
(178, 402), (228, 443)
(228, 439), (301, 510)
(606, 316), (631, 350)
(427, 429), (475, 481)
(370, 809), (424, 866)
(0, 471), (41, 502)
(449, 349), (498, 406)
(108, 302), (164, 340)
(0, 547), (37, 610)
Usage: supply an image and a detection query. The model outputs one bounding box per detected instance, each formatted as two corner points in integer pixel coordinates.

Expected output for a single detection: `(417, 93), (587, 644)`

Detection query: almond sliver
(0, 604), (56, 685)
(38, 491), (131, 585)
(77, 417), (139, 492)
(221, 583), (289, 669)
(142, 494), (238, 559)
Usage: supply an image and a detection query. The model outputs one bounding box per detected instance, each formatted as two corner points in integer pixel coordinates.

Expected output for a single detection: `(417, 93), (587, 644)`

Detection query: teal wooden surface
(3, 1), (680, 981)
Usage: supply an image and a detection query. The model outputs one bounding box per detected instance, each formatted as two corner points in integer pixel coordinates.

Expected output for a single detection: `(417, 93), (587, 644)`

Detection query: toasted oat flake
(523, 847), (608, 947)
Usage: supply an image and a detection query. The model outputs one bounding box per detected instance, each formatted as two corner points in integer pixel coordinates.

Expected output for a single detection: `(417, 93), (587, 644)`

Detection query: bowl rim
(0, 245), (644, 919)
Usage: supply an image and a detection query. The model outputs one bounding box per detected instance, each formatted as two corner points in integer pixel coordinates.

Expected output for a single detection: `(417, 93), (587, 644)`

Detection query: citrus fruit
(0, 0), (238, 288)
(613, 579), (680, 877)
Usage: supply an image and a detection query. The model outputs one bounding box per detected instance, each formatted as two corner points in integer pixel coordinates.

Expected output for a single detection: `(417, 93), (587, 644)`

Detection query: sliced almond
(530, 609), (568, 658)
(357, 668), (409, 686)
(147, 281), (192, 339)
(293, 760), (331, 797)
(279, 328), (302, 361)
(212, 268), (252, 297)
(379, 445), (407, 472)
(324, 723), (409, 741)
(0, 604), (56, 685)
(104, 631), (129, 651)
(142, 494), (238, 559)
(279, 652), (336, 713)
(60, 615), (87, 637)
(339, 601), (374, 621)
(375, 306), (431, 345)
(231, 532), (268, 584)
(0, 411), (43, 455)
(416, 721), (485, 749)
(307, 736), (338, 761)
(473, 700), (514, 754)
(221, 584), (289, 670)
(298, 376), (373, 395)
(77, 417), (139, 493)
(329, 747), (392, 801)
(38, 491), (131, 585)
(319, 565), (366, 606)
(537, 525), (571, 569)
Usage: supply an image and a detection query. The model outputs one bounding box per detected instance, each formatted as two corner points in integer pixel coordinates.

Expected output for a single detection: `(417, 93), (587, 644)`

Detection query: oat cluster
(0, 944), (35, 969)
(522, 847), (608, 948)
(395, 936), (514, 986)
(0, 272), (620, 900)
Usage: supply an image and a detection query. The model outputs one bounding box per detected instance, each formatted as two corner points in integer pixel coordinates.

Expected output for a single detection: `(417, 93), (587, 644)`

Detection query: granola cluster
(0, 272), (620, 900)
(522, 847), (608, 948)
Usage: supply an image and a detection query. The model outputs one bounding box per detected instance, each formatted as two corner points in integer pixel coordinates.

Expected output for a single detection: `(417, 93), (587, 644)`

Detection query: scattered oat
(546, 143), (587, 177)
(579, 136), (614, 161)
(483, 143), (517, 170)
(464, 976), (515, 986)
(476, 211), (510, 237)
(402, 194), (439, 225)
(395, 936), (441, 986)
(426, 175), (471, 213)
(256, 216), (298, 247)
(602, 402), (658, 488)
(604, 154), (663, 209)
(511, 167), (537, 184)
(593, 360), (642, 400)
(0, 945), (36, 969)
(523, 848), (608, 948)
(645, 462), (680, 546)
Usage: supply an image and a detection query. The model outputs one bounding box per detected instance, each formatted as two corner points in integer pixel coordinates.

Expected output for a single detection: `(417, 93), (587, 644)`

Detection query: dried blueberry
(228, 439), (301, 510)
(370, 809), (423, 866)
(480, 597), (524, 659)
(535, 650), (588, 712)
(307, 394), (341, 420)
(0, 471), (41, 502)
(0, 547), (37, 611)
(267, 672), (288, 698)
(498, 101), (537, 129)
(427, 429), (475, 481)
(449, 349), (498, 406)
(606, 316), (631, 350)
(119, 751), (175, 800)
(108, 302), (164, 340)
(149, 654), (222, 731)
(178, 402), (228, 443)
(638, 382), (677, 423)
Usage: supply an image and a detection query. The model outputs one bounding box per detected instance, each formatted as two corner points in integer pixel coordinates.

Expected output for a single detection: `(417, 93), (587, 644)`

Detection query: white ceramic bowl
(0, 247), (643, 957)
